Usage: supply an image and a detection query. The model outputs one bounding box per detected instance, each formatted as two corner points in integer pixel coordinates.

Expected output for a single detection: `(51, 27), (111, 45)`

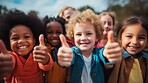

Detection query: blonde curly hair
(58, 6), (76, 17)
(66, 9), (103, 45)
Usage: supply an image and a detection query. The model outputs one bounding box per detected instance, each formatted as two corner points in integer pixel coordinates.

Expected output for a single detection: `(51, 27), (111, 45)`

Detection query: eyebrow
(11, 32), (32, 36)
(126, 33), (146, 36)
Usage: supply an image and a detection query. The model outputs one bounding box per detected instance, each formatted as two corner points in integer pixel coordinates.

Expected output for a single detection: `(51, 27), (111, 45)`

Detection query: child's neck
(81, 50), (92, 58)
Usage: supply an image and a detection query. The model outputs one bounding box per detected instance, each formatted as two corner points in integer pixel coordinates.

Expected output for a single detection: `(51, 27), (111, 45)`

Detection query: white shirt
(81, 54), (93, 83)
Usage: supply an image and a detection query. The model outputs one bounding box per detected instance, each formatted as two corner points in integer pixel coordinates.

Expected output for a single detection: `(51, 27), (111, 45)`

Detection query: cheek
(10, 41), (17, 51)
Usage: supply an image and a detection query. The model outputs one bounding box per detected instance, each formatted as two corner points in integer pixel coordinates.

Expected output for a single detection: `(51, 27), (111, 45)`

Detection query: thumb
(0, 39), (8, 54)
(107, 30), (114, 43)
(59, 34), (69, 47)
(39, 34), (45, 46)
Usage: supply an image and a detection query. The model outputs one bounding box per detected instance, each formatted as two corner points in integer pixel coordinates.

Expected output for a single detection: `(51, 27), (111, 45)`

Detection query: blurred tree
(106, 0), (148, 22)
(28, 10), (38, 17)
(0, 5), (8, 15)
(78, 5), (100, 14)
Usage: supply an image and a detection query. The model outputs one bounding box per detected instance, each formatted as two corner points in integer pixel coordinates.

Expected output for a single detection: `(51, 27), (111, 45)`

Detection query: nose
(52, 33), (58, 37)
(81, 34), (87, 41)
(104, 23), (109, 28)
(131, 37), (138, 44)
(18, 38), (25, 43)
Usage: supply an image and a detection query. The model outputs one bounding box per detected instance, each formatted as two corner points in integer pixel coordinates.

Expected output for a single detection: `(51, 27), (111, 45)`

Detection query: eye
(66, 16), (70, 19)
(24, 36), (30, 38)
(126, 35), (132, 38)
(108, 22), (112, 26)
(76, 33), (81, 36)
(47, 32), (53, 35)
(56, 31), (62, 34)
(138, 36), (146, 39)
(86, 33), (92, 35)
(11, 37), (19, 40)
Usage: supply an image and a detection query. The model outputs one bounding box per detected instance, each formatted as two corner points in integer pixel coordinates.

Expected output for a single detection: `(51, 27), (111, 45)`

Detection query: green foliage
(106, 0), (148, 22)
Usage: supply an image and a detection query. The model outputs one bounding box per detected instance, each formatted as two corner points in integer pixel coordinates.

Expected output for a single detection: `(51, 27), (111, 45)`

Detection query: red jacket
(5, 52), (53, 83)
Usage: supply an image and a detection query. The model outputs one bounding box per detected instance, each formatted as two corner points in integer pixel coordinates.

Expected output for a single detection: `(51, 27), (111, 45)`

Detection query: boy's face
(121, 24), (147, 56)
(9, 25), (35, 56)
(74, 22), (97, 54)
(46, 21), (63, 46)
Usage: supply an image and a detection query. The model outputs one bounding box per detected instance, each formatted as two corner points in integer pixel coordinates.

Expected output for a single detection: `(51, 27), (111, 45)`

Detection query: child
(57, 6), (76, 23)
(43, 16), (73, 83)
(108, 16), (148, 83)
(0, 9), (53, 83)
(57, 9), (122, 83)
(96, 11), (116, 48)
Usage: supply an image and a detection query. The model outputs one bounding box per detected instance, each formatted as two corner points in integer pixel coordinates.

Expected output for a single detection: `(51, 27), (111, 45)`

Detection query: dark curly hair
(42, 16), (66, 37)
(0, 9), (44, 50)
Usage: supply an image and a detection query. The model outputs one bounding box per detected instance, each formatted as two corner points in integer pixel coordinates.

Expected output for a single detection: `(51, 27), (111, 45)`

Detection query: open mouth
(128, 46), (139, 50)
(18, 45), (28, 49)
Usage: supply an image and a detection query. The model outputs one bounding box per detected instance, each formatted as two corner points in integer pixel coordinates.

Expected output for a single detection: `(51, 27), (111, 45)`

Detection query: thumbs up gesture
(57, 34), (73, 66)
(103, 31), (122, 63)
(33, 34), (49, 65)
(0, 40), (13, 79)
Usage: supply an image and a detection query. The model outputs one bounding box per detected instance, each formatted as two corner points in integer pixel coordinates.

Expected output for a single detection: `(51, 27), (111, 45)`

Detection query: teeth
(19, 46), (27, 49)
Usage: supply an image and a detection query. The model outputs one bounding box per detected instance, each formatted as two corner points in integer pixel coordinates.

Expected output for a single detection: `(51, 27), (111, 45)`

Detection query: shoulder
(142, 51), (148, 58)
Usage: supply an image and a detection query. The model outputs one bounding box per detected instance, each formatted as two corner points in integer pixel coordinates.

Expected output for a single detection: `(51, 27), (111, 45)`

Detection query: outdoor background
(0, 0), (148, 23)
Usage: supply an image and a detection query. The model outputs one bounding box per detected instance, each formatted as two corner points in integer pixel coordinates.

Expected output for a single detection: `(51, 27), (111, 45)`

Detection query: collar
(123, 49), (148, 58)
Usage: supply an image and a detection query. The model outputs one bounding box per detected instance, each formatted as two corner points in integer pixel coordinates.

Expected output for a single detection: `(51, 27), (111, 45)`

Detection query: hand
(57, 34), (73, 66)
(103, 31), (122, 63)
(33, 34), (49, 65)
(0, 40), (13, 79)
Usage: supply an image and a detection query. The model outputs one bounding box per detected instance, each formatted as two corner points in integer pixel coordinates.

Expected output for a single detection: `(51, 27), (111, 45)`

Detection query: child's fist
(103, 31), (122, 63)
(57, 34), (73, 66)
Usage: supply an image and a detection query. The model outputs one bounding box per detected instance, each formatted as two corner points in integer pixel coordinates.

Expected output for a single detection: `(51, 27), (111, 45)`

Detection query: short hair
(98, 11), (117, 28)
(116, 16), (148, 43)
(42, 16), (66, 36)
(66, 9), (103, 45)
(57, 6), (76, 17)
(0, 9), (44, 50)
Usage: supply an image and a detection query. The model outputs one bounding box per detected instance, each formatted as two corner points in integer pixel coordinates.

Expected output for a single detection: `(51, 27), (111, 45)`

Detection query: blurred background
(0, 0), (148, 23)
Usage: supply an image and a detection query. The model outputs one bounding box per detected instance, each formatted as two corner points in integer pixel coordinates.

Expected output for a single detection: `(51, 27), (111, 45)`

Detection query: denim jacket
(67, 46), (114, 83)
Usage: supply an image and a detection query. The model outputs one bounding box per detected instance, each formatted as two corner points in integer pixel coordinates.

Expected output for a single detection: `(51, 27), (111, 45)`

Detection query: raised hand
(0, 40), (13, 79)
(103, 31), (122, 63)
(33, 34), (49, 65)
(57, 34), (73, 66)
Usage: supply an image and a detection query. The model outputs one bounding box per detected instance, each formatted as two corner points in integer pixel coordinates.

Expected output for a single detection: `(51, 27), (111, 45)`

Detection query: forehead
(74, 22), (95, 32)
(123, 24), (147, 35)
(101, 15), (113, 21)
(64, 9), (75, 16)
(47, 21), (63, 30)
(10, 25), (33, 35)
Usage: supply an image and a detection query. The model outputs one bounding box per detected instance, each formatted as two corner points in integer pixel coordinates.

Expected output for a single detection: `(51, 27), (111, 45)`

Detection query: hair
(66, 9), (103, 45)
(98, 11), (117, 28)
(57, 6), (76, 17)
(116, 16), (148, 44)
(42, 16), (66, 37)
(0, 9), (44, 50)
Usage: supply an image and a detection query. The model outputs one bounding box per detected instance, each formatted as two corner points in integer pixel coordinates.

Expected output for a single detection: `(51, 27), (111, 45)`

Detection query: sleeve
(99, 48), (115, 65)
(38, 53), (53, 71)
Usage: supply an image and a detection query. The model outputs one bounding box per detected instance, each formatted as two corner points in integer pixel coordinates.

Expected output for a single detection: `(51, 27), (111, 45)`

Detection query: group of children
(0, 6), (148, 83)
